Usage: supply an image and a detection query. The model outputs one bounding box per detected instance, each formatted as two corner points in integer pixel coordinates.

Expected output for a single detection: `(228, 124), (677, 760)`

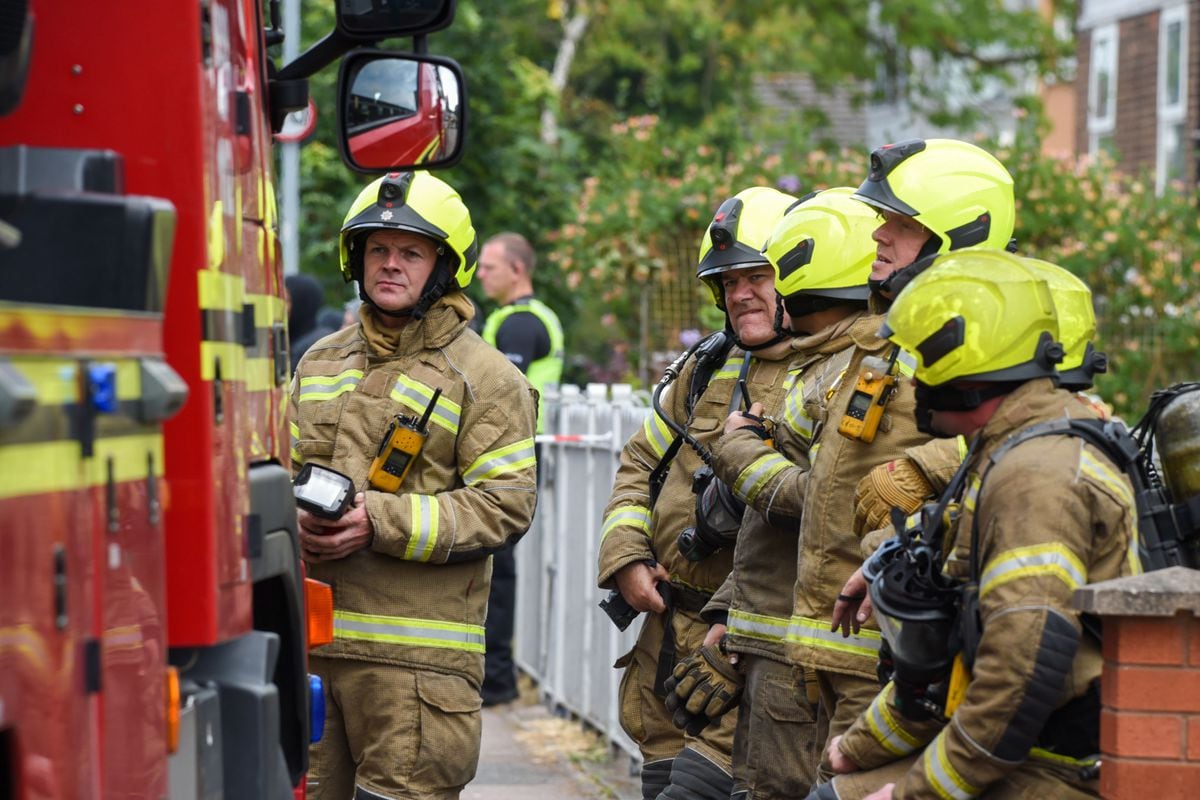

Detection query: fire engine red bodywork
(0, 0), (298, 796)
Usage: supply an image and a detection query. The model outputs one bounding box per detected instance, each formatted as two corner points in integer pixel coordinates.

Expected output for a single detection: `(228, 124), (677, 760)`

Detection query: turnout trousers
(731, 654), (825, 799)
(308, 655), (483, 800)
(617, 607), (736, 799)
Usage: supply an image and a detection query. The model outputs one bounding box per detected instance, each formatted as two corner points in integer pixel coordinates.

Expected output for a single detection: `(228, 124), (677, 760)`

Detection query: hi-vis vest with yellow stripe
(481, 297), (564, 433)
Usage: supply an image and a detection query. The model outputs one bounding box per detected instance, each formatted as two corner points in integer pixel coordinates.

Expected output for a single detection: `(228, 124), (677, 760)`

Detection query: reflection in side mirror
(337, 51), (466, 173)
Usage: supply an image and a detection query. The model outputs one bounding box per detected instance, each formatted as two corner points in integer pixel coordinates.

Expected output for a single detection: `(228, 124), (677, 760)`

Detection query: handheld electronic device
(838, 351), (899, 443)
(294, 463), (356, 519)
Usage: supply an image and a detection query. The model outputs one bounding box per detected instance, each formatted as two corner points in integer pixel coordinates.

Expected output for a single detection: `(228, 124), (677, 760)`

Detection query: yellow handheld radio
(838, 349), (900, 444)
(368, 388), (441, 493)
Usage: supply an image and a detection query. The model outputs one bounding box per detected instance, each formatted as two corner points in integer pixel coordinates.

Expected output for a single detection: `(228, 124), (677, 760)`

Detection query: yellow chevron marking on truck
(0, 433), (164, 499)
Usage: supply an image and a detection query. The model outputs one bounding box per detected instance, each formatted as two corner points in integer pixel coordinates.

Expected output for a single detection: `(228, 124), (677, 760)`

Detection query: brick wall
(1075, 568), (1200, 800)
(1100, 613), (1200, 797)
(1114, 12), (1161, 172)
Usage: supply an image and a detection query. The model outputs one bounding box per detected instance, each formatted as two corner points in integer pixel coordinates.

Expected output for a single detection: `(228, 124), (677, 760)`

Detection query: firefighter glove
(663, 642), (743, 735)
(854, 457), (934, 537)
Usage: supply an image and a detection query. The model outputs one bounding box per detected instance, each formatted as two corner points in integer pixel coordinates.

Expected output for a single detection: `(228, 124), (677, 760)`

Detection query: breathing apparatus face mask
(864, 513), (962, 719)
(676, 466), (745, 561)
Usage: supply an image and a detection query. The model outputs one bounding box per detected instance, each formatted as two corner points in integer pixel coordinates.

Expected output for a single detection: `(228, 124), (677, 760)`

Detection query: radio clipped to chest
(368, 387), (441, 493)
(838, 349), (900, 443)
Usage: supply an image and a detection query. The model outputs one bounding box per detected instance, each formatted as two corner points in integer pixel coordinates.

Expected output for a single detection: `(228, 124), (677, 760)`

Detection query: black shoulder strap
(972, 417), (1184, 577)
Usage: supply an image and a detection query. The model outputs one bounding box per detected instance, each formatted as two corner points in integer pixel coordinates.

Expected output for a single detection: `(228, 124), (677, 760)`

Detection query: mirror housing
(337, 50), (466, 173)
(336, 0), (456, 40)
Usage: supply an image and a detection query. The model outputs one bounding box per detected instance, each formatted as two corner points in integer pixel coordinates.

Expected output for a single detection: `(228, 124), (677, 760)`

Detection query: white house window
(1088, 23), (1118, 157)
(1158, 5), (1189, 191)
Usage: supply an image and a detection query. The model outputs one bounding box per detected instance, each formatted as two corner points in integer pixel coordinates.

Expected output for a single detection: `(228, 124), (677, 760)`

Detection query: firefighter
(770, 138), (1018, 783)
(664, 187), (879, 798)
(291, 171), (538, 800)
(839, 258), (1112, 632)
(816, 249), (1139, 800)
(597, 186), (798, 800)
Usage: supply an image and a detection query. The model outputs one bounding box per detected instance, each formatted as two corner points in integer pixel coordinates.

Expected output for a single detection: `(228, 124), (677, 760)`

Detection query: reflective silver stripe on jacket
(332, 610), (486, 653)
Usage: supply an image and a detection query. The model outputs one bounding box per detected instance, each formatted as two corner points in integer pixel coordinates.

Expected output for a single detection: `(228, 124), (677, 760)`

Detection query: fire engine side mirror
(336, 50), (466, 173)
(335, 0), (455, 39)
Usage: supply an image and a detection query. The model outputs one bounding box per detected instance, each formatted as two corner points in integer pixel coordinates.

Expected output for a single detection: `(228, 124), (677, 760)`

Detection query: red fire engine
(0, 0), (465, 797)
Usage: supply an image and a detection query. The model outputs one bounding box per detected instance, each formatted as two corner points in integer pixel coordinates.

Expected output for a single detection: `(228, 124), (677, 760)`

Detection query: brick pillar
(1074, 566), (1200, 799)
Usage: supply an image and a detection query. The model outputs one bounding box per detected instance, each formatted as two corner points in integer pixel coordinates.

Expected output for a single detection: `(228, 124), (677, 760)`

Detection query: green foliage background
(292, 0), (1195, 419)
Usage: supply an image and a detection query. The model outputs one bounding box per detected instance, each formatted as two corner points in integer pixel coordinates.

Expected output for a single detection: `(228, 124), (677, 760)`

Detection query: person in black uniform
(476, 232), (565, 705)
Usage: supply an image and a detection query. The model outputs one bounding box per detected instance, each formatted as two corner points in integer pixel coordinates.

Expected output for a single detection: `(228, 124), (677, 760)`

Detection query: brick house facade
(1076, 0), (1200, 190)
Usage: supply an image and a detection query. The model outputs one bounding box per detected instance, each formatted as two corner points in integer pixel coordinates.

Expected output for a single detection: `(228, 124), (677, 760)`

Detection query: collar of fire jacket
(358, 291), (476, 357)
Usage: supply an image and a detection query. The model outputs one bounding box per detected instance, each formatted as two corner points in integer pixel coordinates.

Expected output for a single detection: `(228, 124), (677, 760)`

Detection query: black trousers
(482, 539), (518, 701)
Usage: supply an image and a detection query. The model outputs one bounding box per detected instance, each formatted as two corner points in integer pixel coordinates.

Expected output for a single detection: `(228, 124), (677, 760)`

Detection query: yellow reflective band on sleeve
(642, 409), (674, 459)
(390, 374), (461, 434)
(786, 616), (882, 658)
(1077, 448), (1142, 577)
(865, 684), (922, 756)
(601, 506), (652, 543)
(956, 435), (969, 462)
(784, 380), (815, 440)
(0, 434), (164, 499)
(733, 453), (791, 505)
(964, 475), (981, 512)
(924, 734), (979, 800)
(0, 624), (52, 673)
(979, 542), (1087, 599)
(463, 438), (536, 485)
(332, 610), (484, 653)
(298, 369), (363, 402)
(289, 421), (301, 466)
(1079, 449), (1134, 508)
(728, 609), (789, 643)
(404, 494), (439, 562)
(896, 349), (917, 378)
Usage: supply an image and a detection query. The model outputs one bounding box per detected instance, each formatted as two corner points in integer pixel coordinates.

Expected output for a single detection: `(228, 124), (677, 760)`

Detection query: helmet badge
(380, 210), (394, 221)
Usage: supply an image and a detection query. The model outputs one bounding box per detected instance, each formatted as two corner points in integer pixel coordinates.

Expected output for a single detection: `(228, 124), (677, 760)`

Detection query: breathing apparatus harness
(646, 331), (767, 563)
(641, 332), (773, 697)
(866, 383), (1200, 725)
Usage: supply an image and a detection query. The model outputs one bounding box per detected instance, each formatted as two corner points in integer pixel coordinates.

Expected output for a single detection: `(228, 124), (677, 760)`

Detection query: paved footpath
(464, 695), (641, 800)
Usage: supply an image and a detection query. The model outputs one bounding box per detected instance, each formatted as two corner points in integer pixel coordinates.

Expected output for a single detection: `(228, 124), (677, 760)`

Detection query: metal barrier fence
(514, 383), (652, 763)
